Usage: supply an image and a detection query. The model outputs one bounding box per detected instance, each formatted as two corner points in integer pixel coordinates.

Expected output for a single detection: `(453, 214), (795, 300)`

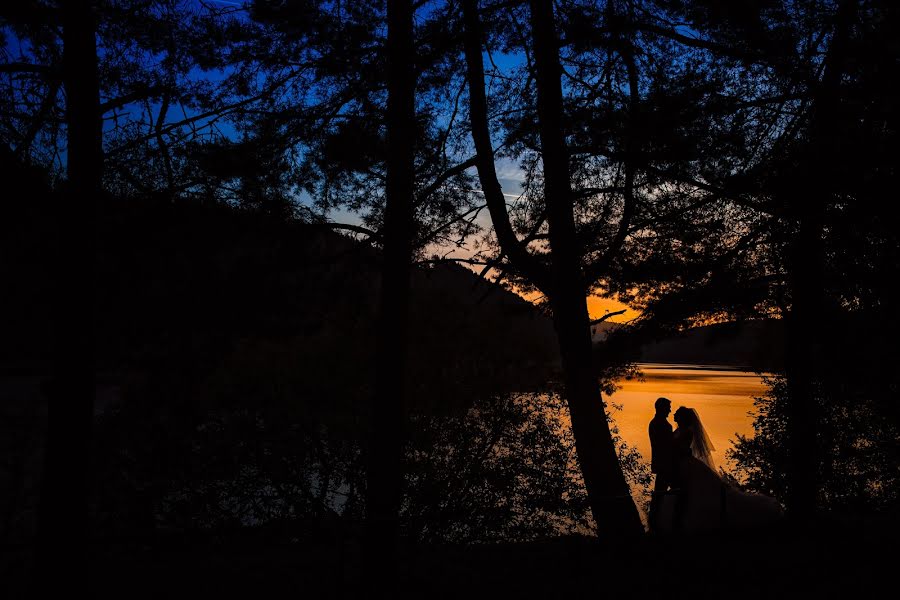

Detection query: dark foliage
(730, 374), (898, 512)
(90, 389), (648, 544)
(2, 0), (898, 560)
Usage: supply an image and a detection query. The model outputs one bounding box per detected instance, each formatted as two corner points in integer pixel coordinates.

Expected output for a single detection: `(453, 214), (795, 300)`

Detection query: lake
(607, 364), (770, 476)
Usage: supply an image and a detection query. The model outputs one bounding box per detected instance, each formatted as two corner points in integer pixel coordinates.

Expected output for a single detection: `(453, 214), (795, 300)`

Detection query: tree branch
(106, 96), (255, 157)
(583, 15), (639, 283)
(308, 221), (381, 240)
(462, 0), (550, 293)
(0, 62), (53, 75)
(634, 23), (766, 64)
(14, 79), (61, 159)
(106, 73), (296, 157)
(415, 156), (477, 203)
(590, 309), (626, 326)
(99, 85), (167, 114)
(416, 202), (486, 248)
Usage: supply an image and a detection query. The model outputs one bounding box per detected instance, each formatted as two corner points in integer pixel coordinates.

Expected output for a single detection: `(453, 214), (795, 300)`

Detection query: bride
(658, 406), (784, 533)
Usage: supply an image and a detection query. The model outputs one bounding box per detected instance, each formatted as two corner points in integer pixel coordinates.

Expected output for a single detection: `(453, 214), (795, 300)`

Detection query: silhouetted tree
(35, 0), (102, 586)
(460, 0), (775, 536)
(462, 0), (634, 538)
(640, 0), (899, 519)
(730, 373), (899, 513)
(169, 0), (496, 573)
(5, 1), (894, 558)
(364, 0), (416, 577)
(1, 1), (252, 199)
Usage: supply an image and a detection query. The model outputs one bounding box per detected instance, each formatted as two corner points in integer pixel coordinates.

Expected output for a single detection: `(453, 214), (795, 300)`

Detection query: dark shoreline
(3, 512), (894, 598)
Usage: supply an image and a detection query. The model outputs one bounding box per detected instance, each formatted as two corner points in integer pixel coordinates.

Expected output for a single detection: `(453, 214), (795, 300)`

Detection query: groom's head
(655, 397), (671, 416)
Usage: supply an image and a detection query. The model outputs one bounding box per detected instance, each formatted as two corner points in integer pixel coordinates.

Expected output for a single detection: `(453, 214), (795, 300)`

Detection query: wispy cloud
(494, 157), (526, 183)
(470, 189), (523, 200)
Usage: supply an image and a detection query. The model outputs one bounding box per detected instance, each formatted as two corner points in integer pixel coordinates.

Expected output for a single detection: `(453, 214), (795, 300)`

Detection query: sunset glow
(517, 290), (638, 323)
(608, 365), (769, 477)
(586, 295), (638, 323)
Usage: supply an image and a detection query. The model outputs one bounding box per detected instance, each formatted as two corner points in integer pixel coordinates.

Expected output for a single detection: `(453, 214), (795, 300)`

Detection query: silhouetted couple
(648, 397), (783, 534)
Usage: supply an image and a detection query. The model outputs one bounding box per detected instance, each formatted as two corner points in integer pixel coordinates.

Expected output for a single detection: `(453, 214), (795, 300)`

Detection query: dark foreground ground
(3, 512), (895, 598)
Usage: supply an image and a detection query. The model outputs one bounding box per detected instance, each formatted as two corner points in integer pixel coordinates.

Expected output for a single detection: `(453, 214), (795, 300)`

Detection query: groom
(648, 397), (673, 532)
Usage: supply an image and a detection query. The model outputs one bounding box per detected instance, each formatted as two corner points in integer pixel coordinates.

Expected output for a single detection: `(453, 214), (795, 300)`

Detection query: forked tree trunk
(527, 0), (644, 538)
(462, 0), (642, 538)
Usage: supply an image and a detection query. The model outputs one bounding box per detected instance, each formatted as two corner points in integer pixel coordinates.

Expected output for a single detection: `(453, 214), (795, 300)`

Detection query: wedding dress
(657, 408), (784, 533)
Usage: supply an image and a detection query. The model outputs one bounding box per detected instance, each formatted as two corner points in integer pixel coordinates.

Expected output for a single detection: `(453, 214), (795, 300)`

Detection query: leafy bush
(729, 374), (898, 512)
(94, 391), (650, 543)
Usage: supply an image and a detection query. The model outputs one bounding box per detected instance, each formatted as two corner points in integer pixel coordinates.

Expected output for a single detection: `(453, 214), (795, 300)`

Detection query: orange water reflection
(607, 364), (769, 475)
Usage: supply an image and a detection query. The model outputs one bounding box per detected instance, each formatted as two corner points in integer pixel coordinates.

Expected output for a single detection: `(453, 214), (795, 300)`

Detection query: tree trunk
(36, 0), (101, 586)
(784, 0), (852, 521)
(365, 0), (416, 579)
(785, 212), (822, 519)
(528, 0), (643, 538)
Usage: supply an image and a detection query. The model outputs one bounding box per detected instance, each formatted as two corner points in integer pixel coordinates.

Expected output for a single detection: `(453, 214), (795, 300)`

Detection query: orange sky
(586, 295), (639, 322)
(518, 290), (638, 323)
